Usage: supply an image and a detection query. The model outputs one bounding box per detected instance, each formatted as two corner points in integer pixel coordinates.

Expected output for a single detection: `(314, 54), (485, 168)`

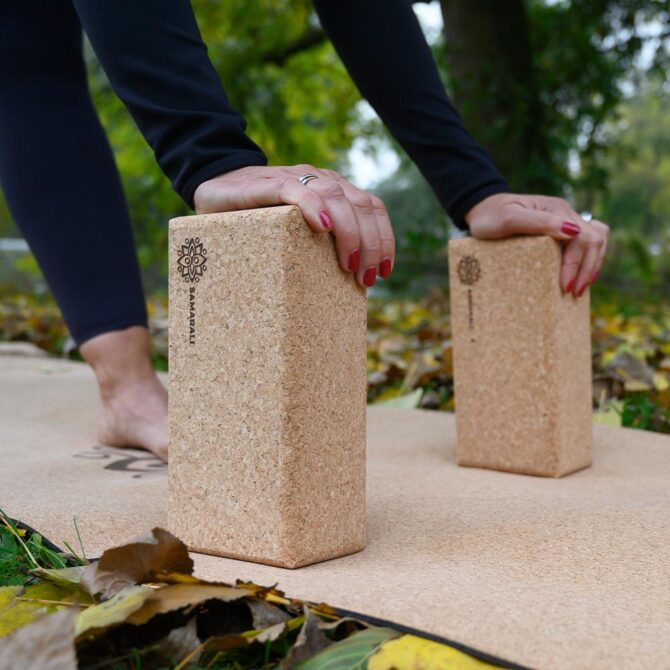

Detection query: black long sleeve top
(72, 0), (508, 229)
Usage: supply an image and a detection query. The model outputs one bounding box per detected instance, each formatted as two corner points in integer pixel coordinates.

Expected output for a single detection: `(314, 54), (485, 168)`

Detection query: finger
(495, 206), (583, 241)
(325, 171), (394, 278)
(321, 175), (395, 279)
(336, 181), (382, 287)
(302, 177), (362, 274)
(370, 195), (395, 279)
(560, 239), (586, 294)
(574, 236), (601, 297)
(274, 177), (343, 234)
(196, 170), (335, 237)
(589, 220), (610, 284)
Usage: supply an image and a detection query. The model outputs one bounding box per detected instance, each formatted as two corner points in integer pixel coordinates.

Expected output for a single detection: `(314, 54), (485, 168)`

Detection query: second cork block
(448, 236), (592, 477)
(168, 205), (367, 568)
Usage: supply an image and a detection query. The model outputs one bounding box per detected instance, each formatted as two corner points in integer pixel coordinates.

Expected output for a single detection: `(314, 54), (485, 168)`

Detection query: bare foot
(80, 326), (168, 462)
(96, 376), (168, 462)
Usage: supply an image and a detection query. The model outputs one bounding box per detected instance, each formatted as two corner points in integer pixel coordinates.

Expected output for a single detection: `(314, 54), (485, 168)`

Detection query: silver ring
(298, 173), (319, 186)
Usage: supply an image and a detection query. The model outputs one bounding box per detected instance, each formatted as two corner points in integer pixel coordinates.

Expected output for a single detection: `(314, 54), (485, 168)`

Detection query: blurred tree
(591, 82), (670, 299)
(369, 1), (670, 292)
(440, 0), (553, 192)
(596, 81), (670, 238)
(439, 0), (670, 195)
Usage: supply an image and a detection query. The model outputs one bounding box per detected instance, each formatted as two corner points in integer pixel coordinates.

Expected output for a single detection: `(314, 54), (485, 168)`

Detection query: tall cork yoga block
(448, 236), (592, 477)
(168, 205), (367, 568)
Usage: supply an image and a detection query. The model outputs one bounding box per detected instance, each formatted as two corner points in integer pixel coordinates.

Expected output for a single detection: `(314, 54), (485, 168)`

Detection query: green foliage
(621, 394), (670, 432)
(0, 513), (72, 587)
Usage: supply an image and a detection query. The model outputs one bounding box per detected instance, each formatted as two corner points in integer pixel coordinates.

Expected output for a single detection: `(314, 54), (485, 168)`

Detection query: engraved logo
(74, 445), (166, 479)
(177, 237), (208, 283)
(457, 255), (481, 286)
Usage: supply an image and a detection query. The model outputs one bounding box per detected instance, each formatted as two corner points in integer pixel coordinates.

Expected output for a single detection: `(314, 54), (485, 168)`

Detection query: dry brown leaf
(155, 618), (202, 667)
(247, 596), (292, 628)
(125, 582), (253, 626)
(280, 608), (331, 669)
(80, 527), (193, 599)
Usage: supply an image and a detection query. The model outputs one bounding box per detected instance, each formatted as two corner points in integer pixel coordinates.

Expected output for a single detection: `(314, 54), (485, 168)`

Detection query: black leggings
(0, 1), (506, 345)
(0, 2), (148, 344)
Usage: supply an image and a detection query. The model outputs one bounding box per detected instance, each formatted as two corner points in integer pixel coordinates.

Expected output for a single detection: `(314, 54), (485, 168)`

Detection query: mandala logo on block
(457, 255), (481, 286)
(177, 237), (208, 283)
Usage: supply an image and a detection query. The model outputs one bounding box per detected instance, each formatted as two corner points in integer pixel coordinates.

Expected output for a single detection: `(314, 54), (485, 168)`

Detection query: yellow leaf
(623, 379), (654, 392)
(75, 585), (151, 638)
(593, 401), (623, 427)
(653, 372), (669, 391)
(374, 389), (423, 409)
(0, 583), (76, 637)
(368, 635), (500, 670)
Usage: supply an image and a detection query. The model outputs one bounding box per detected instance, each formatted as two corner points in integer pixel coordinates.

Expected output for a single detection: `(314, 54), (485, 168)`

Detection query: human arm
(312, 0), (608, 295)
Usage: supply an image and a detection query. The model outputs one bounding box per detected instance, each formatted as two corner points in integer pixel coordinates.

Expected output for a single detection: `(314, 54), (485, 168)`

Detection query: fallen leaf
(292, 626), (398, 669)
(155, 618), (202, 667)
(32, 566), (86, 590)
(125, 582), (253, 626)
(247, 596), (292, 628)
(80, 527), (193, 599)
(368, 634), (500, 669)
(75, 585), (152, 637)
(0, 607), (77, 670)
(253, 619), (290, 642)
(281, 608), (331, 669)
(374, 388), (423, 409)
(605, 351), (655, 392)
(593, 401), (623, 427)
(0, 582), (84, 637)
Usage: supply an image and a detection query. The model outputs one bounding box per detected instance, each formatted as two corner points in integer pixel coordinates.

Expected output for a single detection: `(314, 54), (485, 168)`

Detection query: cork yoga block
(448, 236), (593, 477)
(168, 205), (367, 568)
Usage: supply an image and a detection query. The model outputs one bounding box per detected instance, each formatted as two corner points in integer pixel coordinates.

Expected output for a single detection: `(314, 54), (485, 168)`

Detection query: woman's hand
(464, 193), (609, 297)
(194, 164), (394, 289)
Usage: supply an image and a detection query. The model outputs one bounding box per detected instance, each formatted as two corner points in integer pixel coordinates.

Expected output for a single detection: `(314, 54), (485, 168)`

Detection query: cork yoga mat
(1, 356), (669, 669)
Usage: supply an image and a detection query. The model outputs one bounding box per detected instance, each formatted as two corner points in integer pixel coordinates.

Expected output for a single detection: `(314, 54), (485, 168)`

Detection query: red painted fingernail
(591, 270), (599, 284)
(566, 279), (575, 293)
(319, 210), (333, 230)
(348, 249), (360, 273)
(379, 258), (392, 279)
(578, 284), (587, 297)
(561, 221), (581, 236)
(363, 267), (376, 287)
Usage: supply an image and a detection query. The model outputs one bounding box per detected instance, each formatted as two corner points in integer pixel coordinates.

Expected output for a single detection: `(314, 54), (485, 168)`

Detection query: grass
(0, 510), (83, 586)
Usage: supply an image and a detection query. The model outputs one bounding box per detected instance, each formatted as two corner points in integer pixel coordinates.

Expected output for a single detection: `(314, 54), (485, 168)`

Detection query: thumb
(500, 208), (582, 241)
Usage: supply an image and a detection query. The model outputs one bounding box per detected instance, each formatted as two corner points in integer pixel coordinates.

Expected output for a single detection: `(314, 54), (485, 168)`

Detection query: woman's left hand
(464, 193), (610, 297)
(194, 164), (394, 289)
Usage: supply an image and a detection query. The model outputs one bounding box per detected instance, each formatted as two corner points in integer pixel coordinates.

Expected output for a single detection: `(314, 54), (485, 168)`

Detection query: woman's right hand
(465, 193), (610, 297)
(193, 164), (395, 289)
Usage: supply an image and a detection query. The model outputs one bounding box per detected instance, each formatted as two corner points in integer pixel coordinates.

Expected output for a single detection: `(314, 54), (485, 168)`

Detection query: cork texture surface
(2, 357), (670, 670)
(448, 236), (592, 476)
(168, 206), (367, 568)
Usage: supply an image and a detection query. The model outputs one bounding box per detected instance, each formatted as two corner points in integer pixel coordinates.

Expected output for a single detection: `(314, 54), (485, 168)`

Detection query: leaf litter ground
(0, 512), (524, 670)
(2, 289), (670, 433)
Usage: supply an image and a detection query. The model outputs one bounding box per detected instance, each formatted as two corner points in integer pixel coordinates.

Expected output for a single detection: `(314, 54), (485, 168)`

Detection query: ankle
(80, 326), (157, 397)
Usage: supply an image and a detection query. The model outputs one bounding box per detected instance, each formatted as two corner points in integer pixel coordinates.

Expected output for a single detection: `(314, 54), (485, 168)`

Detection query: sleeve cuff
(449, 180), (510, 231)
